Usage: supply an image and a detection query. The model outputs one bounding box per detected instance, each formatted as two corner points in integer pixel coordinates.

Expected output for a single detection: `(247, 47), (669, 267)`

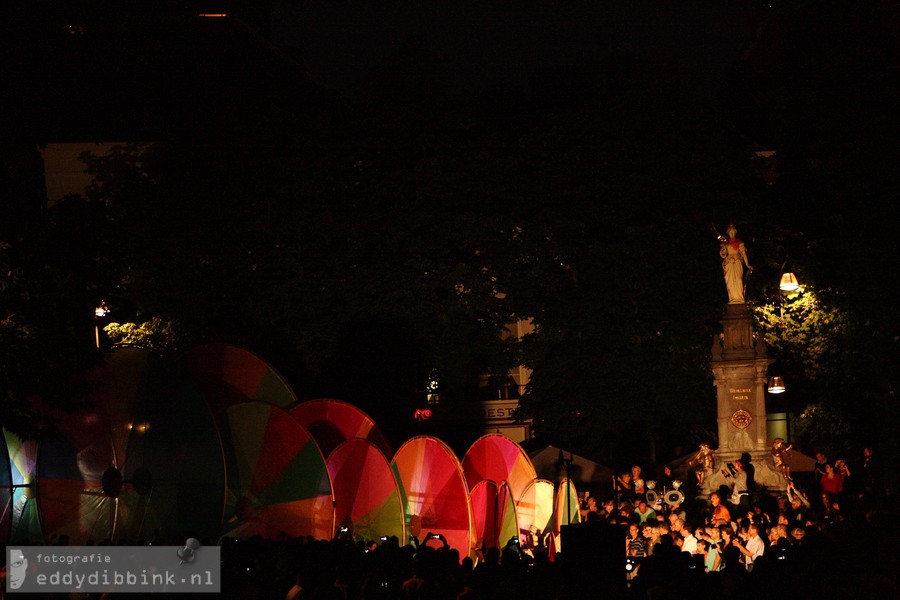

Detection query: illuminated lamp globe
(768, 376), (786, 394)
(779, 273), (800, 292)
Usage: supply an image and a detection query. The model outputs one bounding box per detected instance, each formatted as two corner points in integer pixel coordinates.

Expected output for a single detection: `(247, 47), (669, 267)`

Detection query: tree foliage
(104, 318), (187, 354)
(60, 41), (765, 458)
(2, 7), (897, 463)
(754, 282), (900, 458)
(0, 196), (107, 438)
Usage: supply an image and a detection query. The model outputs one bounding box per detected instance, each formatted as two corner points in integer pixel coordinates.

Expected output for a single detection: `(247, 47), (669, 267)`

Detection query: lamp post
(94, 300), (109, 349)
(557, 447), (574, 528)
(769, 267), (798, 442)
(564, 448), (573, 526)
(770, 264), (800, 390)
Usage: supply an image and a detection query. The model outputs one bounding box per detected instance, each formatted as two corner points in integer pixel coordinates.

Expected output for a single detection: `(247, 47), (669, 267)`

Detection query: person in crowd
(733, 523), (765, 571)
(836, 458), (854, 497)
(614, 471), (635, 501)
(206, 440), (900, 600)
(679, 521), (699, 554)
(749, 502), (772, 527)
(657, 521), (671, 543)
(285, 573), (304, 600)
(814, 451), (829, 485)
(642, 524), (661, 557)
(717, 524), (742, 572)
(601, 498), (618, 525)
(776, 512), (791, 531)
(820, 492), (845, 524)
(719, 523), (737, 549)
(730, 460), (751, 510)
(861, 446), (884, 500)
(668, 512), (682, 534)
(579, 494), (598, 521)
(402, 556), (433, 599)
(657, 465), (675, 491)
(768, 524), (789, 549)
(787, 483), (811, 522)
(698, 524), (724, 556)
(667, 496), (687, 522)
(634, 498), (656, 524)
(627, 523), (646, 558)
(699, 537), (721, 572)
(776, 494), (791, 521)
(618, 500), (635, 523)
(632, 465), (646, 496)
(820, 462), (845, 496)
(709, 491), (731, 525)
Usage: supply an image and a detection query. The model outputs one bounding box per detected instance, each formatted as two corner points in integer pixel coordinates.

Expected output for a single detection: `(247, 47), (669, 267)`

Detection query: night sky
(6, 1), (894, 149)
(272, 2), (756, 90)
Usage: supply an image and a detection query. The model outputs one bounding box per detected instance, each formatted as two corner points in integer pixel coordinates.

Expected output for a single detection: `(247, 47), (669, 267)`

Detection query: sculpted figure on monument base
(687, 443), (715, 487)
(771, 437), (794, 483)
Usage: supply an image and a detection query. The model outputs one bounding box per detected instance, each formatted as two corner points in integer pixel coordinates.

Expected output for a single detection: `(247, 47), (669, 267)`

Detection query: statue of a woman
(719, 224), (752, 303)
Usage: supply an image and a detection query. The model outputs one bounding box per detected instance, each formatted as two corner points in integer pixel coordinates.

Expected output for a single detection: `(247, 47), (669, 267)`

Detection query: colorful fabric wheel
(291, 398), (392, 458)
(3, 429), (41, 543)
(550, 477), (581, 554)
(37, 348), (225, 544)
(470, 480), (519, 553)
(461, 434), (538, 503)
(516, 479), (555, 551)
(391, 436), (475, 561)
(217, 402), (333, 541)
(327, 438), (404, 542)
(183, 343), (297, 412)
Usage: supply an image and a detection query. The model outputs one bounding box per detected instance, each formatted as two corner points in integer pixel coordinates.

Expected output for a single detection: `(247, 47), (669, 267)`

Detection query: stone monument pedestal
(705, 303), (788, 496)
(699, 450), (788, 497)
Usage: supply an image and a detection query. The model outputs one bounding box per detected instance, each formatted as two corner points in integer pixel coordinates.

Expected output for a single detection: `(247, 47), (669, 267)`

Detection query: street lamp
(767, 376), (786, 394)
(779, 272), (800, 292)
(771, 265), (796, 393)
(776, 262), (802, 319)
(94, 300), (109, 349)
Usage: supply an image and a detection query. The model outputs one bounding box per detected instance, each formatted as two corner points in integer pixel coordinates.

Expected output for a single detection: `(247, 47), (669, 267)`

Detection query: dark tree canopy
(1, 3), (897, 463)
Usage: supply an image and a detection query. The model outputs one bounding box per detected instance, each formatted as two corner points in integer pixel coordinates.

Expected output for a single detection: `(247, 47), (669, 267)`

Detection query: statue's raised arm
(719, 224), (752, 303)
